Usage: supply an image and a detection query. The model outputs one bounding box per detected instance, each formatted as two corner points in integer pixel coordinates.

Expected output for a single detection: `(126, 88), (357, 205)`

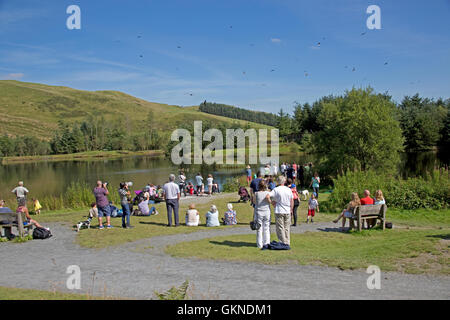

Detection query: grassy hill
(0, 80), (271, 140)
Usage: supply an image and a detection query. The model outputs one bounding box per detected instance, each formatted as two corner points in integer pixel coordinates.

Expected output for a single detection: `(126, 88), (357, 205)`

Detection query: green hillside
(0, 80), (270, 140)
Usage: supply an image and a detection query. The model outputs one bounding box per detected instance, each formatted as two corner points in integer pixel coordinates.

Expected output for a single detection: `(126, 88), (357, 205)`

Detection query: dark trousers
(179, 183), (186, 197)
(166, 199), (179, 226)
(292, 199), (299, 225)
(313, 187), (319, 198)
(121, 203), (131, 227)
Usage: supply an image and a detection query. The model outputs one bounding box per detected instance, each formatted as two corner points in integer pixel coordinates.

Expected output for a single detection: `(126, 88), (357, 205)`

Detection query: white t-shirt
(207, 177), (213, 185)
(12, 186), (29, 198)
(269, 186), (293, 214)
(163, 182), (180, 200)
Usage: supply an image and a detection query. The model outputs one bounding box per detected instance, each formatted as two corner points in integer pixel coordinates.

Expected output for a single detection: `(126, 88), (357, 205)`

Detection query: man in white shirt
(11, 181), (29, 206)
(267, 175), (293, 245)
(163, 174), (181, 227)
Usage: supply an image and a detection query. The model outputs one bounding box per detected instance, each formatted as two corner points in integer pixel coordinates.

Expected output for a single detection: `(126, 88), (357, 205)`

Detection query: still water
(0, 152), (445, 199)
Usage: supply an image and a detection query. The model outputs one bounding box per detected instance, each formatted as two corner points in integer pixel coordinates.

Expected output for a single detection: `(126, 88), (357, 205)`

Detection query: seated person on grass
(89, 202), (98, 218)
(186, 204), (200, 226)
(205, 205), (220, 227)
(32, 198), (42, 215)
(222, 203), (237, 225)
(333, 192), (360, 230)
(138, 193), (158, 216)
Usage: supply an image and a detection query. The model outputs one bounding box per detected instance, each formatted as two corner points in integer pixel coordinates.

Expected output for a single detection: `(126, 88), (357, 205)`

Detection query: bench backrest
(0, 208), (18, 224)
(352, 204), (387, 216)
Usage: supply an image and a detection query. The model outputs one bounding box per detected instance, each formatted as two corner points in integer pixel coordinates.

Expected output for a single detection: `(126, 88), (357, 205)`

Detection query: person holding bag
(254, 180), (271, 249)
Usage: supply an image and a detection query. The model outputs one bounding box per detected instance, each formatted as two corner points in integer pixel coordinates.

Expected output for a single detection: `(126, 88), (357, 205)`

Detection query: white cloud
(270, 38), (282, 43)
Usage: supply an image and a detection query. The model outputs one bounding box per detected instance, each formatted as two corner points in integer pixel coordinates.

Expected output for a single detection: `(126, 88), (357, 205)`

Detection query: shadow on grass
(426, 234), (450, 240)
(139, 221), (170, 227)
(318, 227), (348, 233)
(209, 240), (255, 248)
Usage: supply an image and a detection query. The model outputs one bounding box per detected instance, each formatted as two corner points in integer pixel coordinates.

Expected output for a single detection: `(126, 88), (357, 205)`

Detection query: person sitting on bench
(16, 199), (47, 230)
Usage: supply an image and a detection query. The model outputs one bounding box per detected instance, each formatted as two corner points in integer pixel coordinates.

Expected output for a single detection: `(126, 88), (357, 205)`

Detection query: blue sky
(0, 0), (449, 113)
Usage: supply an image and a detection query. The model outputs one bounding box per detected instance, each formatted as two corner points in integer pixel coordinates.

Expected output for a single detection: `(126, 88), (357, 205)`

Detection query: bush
(222, 176), (247, 193)
(325, 169), (449, 211)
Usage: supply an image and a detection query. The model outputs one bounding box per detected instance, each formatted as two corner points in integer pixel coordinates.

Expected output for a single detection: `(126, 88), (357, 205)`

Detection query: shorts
(247, 176), (251, 182)
(308, 209), (315, 217)
(97, 205), (111, 217)
(344, 211), (353, 218)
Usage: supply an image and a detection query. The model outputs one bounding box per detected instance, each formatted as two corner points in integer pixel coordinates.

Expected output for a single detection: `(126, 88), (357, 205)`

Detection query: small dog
(300, 189), (310, 201)
(76, 217), (92, 232)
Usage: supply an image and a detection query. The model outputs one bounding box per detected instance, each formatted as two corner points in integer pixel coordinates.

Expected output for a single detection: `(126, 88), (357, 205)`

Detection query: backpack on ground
(33, 227), (52, 240)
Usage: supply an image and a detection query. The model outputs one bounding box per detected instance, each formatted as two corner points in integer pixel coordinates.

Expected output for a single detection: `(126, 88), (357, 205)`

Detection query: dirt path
(0, 222), (449, 299)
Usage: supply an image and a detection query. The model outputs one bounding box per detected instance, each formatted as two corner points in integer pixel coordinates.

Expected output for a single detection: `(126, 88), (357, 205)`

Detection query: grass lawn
(31, 192), (332, 249)
(165, 228), (450, 275)
(0, 286), (122, 300)
(24, 192), (449, 252)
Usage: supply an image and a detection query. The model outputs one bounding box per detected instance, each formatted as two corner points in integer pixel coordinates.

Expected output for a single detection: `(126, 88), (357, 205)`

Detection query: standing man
(267, 176), (293, 246)
(118, 182), (133, 229)
(298, 164), (305, 189)
(195, 173), (203, 196)
(93, 181), (112, 229)
(280, 163), (286, 176)
(163, 174), (181, 227)
(177, 171), (187, 197)
(249, 171), (263, 206)
(11, 181), (29, 206)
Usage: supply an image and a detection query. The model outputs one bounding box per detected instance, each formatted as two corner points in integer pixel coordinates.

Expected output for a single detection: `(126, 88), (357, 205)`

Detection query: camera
(126, 181), (133, 187)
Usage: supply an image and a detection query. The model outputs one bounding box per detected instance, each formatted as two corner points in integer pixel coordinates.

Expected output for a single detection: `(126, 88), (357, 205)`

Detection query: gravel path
(0, 222), (449, 300)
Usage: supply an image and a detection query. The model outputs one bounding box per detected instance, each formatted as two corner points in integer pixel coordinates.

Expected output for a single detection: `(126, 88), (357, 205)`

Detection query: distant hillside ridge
(199, 101), (279, 127)
(0, 80), (271, 140)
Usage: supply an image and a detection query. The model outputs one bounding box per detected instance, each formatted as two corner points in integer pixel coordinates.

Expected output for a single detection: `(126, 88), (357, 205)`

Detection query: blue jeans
(121, 203), (131, 227)
(313, 187), (319, 198)
(98, 205), (111, 217)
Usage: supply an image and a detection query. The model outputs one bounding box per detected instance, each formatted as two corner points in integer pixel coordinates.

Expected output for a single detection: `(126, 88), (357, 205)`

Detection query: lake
(0, 151), (445, 200)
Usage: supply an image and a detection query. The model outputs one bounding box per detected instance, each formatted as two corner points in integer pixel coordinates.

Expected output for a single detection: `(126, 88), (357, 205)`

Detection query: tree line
(0, 112), (165, 157)
(274, 88), (449, 176)
(199, 101), (279, 126)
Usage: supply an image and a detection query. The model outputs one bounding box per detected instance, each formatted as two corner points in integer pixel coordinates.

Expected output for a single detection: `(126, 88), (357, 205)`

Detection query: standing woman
(254, 180), (271, 249)
(118, 182), (133, 229)
(309, 172), (320, 199)
(287, 178), (300, 227)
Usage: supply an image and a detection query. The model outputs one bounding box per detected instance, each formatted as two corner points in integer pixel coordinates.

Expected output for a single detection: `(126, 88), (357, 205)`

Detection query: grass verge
(0, 286), (121, 300)
(165, 228), (450, 275)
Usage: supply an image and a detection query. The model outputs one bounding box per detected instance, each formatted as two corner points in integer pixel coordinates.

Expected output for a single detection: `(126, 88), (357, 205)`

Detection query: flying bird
(352, 67), (356, 72)
(384, 62), (388, 65)
(270, 69), (275, 72)
(139, 54), (144, 58)
(137, 35), (142, 39)
(177, 46), (181, 49)
(361, 32), (367, 36)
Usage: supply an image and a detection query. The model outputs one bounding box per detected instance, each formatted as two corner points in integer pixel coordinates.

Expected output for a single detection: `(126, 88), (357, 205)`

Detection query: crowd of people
(1, 165), (386, 249)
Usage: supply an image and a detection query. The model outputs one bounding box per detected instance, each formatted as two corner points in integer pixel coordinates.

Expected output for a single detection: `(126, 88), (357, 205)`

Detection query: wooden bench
(350, 204), (387, 231)
(0, 208), (34, 239)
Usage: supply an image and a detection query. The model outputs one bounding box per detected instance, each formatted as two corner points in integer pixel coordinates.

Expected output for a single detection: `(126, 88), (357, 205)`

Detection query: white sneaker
(153, 210), (159, 216)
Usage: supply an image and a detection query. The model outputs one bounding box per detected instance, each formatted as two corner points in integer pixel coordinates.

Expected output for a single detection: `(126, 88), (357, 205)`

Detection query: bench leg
(4, 227), (12, 239)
